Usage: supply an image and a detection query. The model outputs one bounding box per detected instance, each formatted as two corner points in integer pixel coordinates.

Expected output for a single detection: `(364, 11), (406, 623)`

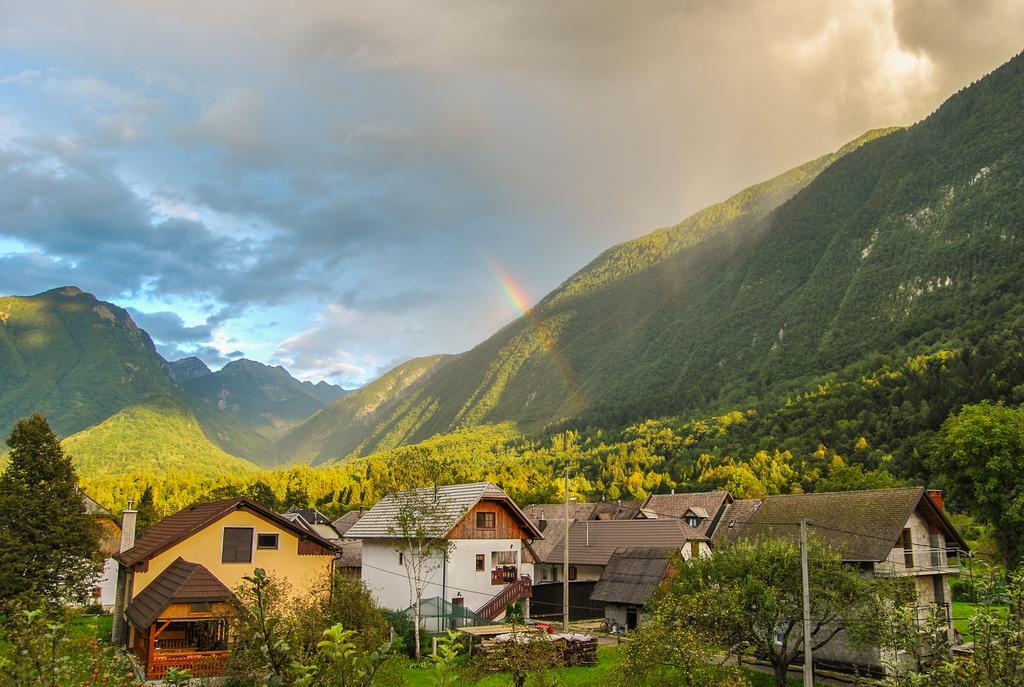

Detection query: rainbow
(485, 257), (586, 412)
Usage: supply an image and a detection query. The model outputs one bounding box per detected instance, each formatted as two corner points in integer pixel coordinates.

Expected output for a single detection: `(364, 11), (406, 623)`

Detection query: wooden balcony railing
(491, 566), (519, 585)
(148, 650), (230, 680)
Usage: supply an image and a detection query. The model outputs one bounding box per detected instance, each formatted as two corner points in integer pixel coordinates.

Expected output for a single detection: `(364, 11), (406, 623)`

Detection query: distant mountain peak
(166, 356), (213, 383)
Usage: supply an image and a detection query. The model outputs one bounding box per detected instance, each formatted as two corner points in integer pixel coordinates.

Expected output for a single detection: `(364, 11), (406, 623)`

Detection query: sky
(0, 1), (1021, 387)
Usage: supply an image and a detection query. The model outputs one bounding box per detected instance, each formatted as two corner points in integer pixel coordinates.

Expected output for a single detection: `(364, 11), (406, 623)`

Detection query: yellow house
(112, 497), (336, 680)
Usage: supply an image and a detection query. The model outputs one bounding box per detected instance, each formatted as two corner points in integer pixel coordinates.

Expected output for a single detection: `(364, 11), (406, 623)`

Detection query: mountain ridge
(279, 51), (1024, 463)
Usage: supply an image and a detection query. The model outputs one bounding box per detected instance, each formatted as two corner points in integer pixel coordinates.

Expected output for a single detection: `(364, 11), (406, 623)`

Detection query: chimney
(926, 489), (944, 512)
(120, 500), (138, 553)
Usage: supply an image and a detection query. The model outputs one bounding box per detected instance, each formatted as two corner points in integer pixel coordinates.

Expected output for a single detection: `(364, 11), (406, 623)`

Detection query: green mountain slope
(276, 354), (451, 464)
(281, 51), (1024, 462)
(0, 287), (176, 437)
(61, 393), (259, 478)
(0, 287), (277, 470)
(182, 358), (348, 439)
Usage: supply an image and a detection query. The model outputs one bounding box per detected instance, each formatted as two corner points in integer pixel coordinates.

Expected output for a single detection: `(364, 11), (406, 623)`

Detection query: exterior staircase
(475, 574), (533, 621)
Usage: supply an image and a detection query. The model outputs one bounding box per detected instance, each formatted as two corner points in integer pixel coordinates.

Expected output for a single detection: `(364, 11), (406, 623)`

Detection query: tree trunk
(414, 596), (422, 661)
(775, 660), (790, 687)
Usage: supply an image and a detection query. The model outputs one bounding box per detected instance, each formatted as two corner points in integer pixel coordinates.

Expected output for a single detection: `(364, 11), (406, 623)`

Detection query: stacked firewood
(554, 633), (598, 666)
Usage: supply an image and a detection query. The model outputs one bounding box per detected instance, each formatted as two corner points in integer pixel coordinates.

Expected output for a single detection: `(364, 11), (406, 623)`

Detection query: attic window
(257, 533), (279, 550)
(190, 603), (212, 614)
(476, 511), (496, 529)
(685, 516), (700, 528)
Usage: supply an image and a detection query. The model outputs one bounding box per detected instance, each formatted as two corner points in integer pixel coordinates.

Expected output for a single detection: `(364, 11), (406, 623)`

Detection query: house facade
(111, 497), (337, 680)
(344, 482), (542, 629)
(82, 492), (123, 610)
(731, 487), (966, 675)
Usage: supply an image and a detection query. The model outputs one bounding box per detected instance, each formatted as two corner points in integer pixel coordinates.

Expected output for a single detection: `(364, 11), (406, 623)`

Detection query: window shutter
(223, 527), (254, 563)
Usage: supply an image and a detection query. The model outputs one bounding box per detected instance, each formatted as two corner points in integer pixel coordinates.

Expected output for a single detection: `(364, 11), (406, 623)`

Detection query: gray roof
(332, 510), (364, 535)
(522, 501), (642, 522)
(343, 482), (542, 540)
(530, 518), (570, 561)
(712, 498), (763, 546)
(640, 491), (732, 536)
(543, 519), (706, 566)
(336, 539), (362, 568)
(591, 547), (675, 606)
(731, 487), (968, 562)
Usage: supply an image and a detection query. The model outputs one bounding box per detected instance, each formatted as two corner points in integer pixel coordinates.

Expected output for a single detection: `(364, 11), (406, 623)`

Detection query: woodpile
(554, 633), (598, 666)
(478, 632), (598, 668)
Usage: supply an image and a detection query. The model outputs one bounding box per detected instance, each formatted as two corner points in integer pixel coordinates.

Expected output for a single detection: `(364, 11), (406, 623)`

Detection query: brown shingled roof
(116, 497), (337, 568)
(543, 519), (706, 566)
(522, 501), (642, 522)
(125, 558), (232, 629)
(591, 547), (675, 606)
(733, 487), (968, 562)
(712, 498), (763, 546)
(640, 491), (733, 536)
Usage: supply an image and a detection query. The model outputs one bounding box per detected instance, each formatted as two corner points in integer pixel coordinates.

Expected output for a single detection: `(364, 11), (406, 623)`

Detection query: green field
(952, 601), (1010, 643)
(398, 644), (806, 687)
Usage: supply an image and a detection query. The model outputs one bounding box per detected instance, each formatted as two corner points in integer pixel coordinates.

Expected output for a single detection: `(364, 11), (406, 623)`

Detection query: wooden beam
(153, 620), (173, 639)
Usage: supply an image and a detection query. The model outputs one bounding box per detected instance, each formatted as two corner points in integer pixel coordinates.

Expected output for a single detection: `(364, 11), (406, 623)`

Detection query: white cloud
(0, 69), (41, 84)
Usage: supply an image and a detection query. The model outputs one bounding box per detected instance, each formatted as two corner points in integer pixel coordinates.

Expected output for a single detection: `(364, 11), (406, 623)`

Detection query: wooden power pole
(800, 518), (814, 687)
(563, 468), (570, 632)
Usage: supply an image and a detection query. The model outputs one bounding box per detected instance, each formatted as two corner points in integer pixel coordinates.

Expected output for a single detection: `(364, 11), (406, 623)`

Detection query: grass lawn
(399, 643), (808, 687)
(952, 600), (1009, 642)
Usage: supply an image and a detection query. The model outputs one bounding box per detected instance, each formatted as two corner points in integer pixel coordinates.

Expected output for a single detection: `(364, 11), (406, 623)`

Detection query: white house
(82, 493), (123, 610)
(344, 482), (543, 629)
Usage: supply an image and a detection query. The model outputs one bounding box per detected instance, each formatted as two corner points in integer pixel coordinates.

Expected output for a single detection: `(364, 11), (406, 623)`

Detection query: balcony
(491, 565), (519, 585)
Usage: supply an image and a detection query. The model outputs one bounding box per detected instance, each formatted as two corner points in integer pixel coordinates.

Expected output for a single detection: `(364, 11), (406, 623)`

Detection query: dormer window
(685, 516), (699, 528)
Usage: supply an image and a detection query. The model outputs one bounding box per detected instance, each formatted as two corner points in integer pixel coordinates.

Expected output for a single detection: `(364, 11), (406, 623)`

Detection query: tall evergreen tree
(136, 484), (159, 531)
(0, 414), (102, 605)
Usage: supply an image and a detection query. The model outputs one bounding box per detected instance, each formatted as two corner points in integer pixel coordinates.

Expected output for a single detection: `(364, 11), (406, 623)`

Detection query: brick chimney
(926, 489), (944, 512)
(119, 500), (138, 553)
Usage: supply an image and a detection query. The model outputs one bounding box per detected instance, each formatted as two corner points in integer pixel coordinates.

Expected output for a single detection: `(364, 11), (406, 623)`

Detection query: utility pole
(563, 468), (570, 632)
(800, 518), (814, 687)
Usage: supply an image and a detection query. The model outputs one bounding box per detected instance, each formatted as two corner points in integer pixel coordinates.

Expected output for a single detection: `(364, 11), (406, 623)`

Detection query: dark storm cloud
(125, 308), (213, 344)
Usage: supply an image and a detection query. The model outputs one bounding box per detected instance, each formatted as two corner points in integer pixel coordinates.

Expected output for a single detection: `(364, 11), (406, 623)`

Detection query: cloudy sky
(0, 1), (1020, 386)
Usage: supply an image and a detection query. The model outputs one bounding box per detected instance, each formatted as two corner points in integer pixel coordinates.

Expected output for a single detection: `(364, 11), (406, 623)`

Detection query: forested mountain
(279, 51), (1024, 463)
(181, 358), (348, 438)
(275, 130), (891, 461)
(0, 287), (277, 469)
(0, 287), (176, 437)
(276, 354), (451, 464)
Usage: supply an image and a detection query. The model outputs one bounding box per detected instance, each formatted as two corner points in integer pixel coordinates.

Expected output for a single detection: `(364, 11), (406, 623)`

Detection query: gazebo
(125, 558), (234, 679)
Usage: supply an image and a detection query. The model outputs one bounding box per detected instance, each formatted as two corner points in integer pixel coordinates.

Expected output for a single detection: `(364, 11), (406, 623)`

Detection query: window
(900, 528), (914, 568)
(685, 516), (699, 528)
(491, 550), (517, 565)
(398, 551), (404, 566)
(476, 554), (485, 571)
(222, 527), (253, 563)
(257, 533), (279, 550)
(568, 566), (578, 581)
(690, 541), (701, 558)
(190, 603), (212, 614)
(476, 511), (496, 529)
